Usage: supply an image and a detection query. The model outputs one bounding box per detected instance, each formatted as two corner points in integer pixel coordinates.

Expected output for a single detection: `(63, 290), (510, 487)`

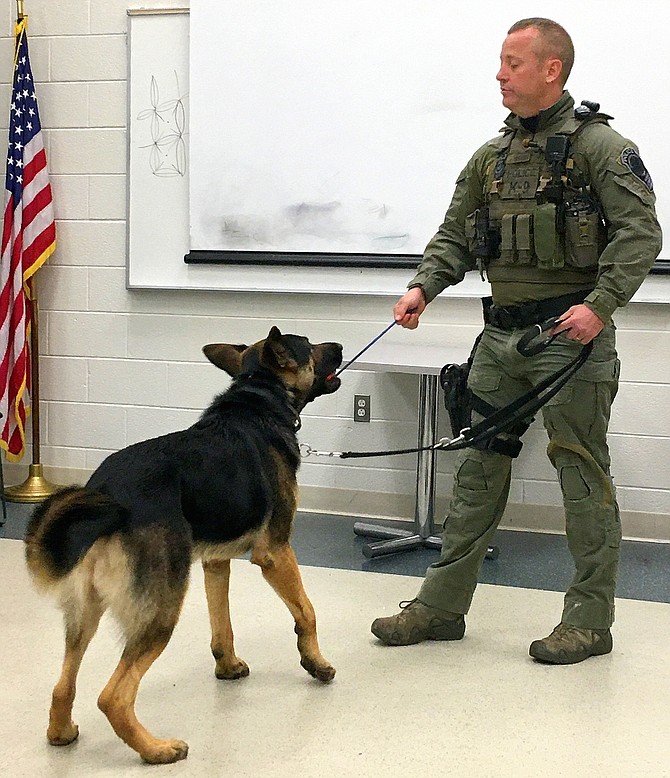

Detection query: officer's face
(496, 28), (560, 117)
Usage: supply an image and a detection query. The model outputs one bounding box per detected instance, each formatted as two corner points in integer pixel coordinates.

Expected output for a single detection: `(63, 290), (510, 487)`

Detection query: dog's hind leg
(251, 542), (335, 683)
(203, 559), (250, 679)
(47, 580), (105, 746)
(97, 529), (191, 764)
(97, 625), (188, 764)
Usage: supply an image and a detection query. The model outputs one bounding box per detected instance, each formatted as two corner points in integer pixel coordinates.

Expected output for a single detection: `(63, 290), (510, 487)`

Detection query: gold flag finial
(17, 1), (25, 21)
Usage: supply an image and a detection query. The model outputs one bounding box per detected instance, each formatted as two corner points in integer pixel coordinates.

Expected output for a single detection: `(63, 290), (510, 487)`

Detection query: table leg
(415, 373), (442, 547)
(354, 373), (441, 557)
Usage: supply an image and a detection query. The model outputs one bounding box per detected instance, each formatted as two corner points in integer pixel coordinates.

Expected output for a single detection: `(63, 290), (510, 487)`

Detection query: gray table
(346, 343), (470, 558)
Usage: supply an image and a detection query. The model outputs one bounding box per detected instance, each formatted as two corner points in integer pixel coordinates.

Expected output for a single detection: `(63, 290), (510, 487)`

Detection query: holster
(440, 361), (471, 438)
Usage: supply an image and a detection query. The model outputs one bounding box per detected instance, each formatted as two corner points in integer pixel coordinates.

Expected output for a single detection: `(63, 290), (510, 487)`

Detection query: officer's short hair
(508, 18), (574, 86)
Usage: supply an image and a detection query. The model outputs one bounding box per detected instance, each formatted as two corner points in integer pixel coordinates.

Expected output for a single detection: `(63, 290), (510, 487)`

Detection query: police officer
(371, 18), (662, 664)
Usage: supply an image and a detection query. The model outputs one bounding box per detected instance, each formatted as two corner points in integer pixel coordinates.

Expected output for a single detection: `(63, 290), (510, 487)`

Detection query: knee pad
(559, 463), (591, 501)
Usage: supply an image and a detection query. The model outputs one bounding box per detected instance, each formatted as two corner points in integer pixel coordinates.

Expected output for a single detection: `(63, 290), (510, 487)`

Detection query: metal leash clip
(434, 429), (469, 450)
(516, 317), (569, 357)
(299, 443), (342, 458)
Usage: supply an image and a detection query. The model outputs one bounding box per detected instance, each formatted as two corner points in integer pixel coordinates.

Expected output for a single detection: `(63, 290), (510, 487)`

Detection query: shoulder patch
(620, 147), (653, 192)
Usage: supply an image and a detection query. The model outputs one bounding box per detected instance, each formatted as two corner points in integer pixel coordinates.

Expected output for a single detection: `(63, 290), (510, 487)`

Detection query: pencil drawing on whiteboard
(136, 73), (188, 177)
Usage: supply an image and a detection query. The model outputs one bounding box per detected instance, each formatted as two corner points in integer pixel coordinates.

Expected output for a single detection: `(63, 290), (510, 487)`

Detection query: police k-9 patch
(620, 147), (653, 191)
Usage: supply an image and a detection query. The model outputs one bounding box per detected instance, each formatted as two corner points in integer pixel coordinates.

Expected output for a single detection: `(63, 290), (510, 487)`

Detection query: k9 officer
(371, 17), (662, 664)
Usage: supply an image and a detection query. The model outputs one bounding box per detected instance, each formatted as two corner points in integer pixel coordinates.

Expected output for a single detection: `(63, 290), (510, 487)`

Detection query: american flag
(0, 19), (56, 462)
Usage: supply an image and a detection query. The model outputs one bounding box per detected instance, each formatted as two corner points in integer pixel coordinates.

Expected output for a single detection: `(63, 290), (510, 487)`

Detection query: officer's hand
(551, 304), (605, 345)
(393, 287), (426, 329)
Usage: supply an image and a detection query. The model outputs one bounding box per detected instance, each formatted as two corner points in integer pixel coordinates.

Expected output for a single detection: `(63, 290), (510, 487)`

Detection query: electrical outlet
(354, 394), (370, 423)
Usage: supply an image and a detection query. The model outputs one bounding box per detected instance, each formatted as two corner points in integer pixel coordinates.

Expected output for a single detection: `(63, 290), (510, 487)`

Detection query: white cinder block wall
(2, 0), (670, 541)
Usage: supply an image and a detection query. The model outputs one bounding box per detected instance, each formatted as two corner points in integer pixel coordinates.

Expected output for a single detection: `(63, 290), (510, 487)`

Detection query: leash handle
(515, 317), (569, 357)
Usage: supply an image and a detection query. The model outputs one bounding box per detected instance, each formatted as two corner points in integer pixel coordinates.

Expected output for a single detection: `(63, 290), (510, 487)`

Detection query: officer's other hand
(394, 287), (426, 329)
(551, 304), (605, 344)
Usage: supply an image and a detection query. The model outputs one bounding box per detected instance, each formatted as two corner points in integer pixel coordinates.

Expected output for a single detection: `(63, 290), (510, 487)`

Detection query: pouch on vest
(515, 213), (533, 264)
(565, 209), (600, 267)
(533, 202), (563, 268)
(500, 214), (516, 264)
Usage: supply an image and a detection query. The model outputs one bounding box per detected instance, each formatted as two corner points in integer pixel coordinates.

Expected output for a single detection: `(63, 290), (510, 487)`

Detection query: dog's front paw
(301, 657), (336, 683)
(215, 657), (250, 680)
(141, 738), (189, 764)
(47, 720), (79, 746)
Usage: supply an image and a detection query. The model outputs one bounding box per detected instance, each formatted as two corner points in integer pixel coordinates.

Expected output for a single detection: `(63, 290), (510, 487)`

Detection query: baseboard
(298, 485), (670, 544)
(4, 464), (668, 543)
(2, 463), (90, 490)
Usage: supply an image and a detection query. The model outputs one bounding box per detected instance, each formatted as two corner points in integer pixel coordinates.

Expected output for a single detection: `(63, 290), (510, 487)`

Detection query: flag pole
(5, 285), (60, 502)
(4, 1), (61, 503)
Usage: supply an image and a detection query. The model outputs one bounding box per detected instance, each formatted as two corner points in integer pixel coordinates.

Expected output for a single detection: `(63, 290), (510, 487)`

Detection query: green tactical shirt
(409, 91), (662, 322)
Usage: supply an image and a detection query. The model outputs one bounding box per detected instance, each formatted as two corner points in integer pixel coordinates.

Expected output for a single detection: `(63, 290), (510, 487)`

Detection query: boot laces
(398, 599), (418, 610)
(551, 623), (595, 647)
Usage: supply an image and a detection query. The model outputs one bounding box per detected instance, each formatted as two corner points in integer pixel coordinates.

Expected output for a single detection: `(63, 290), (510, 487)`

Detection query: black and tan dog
(25, 327), (343, 764)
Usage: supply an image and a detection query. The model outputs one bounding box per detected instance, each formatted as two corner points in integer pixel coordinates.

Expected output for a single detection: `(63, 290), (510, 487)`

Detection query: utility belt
(482, 289), (591, 331)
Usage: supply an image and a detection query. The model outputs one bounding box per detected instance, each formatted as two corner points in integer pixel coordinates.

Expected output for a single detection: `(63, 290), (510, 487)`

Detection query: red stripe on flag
(21, 185), (52, 230)
(23, 225), (56, 271)
(22, 147), (47, 188)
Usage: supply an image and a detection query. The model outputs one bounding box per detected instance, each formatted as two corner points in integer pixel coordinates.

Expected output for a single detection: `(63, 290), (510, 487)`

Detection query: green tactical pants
(418, 323), (621, 630)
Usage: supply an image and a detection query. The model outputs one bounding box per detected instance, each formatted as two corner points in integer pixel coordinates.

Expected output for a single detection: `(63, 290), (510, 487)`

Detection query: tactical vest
(466, 109), (610, 283)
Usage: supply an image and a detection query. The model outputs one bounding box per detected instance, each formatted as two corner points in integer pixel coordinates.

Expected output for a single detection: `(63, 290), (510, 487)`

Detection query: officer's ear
(545, 57), (563, 86)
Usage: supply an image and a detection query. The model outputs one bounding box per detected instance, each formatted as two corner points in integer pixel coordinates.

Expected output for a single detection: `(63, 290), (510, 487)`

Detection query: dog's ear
(262, 326), (297, 370)
(202, 343), (247, 376)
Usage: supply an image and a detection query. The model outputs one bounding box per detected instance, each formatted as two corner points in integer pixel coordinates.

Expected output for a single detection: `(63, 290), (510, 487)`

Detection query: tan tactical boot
(371, 600), (465, 646)
(529, 622), (613, 664)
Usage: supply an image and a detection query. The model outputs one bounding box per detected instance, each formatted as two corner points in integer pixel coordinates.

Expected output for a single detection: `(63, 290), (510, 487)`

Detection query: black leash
(334, 320), (398, 377)
(303, 317), (592, 461)
(334, 308), (419, 377)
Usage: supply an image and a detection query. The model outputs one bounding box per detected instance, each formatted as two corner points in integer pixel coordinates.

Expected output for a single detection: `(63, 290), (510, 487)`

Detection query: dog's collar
(237, 372), (304, 431)
(288, 396), (302, 431)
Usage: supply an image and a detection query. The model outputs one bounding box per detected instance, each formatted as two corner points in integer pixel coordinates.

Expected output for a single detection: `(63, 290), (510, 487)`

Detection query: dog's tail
(25, 486), (128, 589)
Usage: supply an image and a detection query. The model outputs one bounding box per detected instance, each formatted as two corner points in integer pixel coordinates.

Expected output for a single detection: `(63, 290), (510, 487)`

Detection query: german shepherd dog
(25, 327), (343, 764)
